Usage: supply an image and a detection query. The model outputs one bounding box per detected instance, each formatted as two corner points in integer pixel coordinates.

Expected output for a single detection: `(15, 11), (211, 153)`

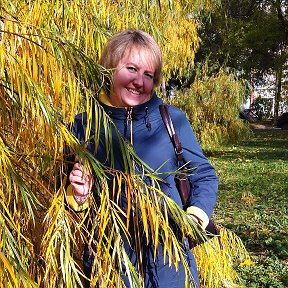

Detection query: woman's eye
(127, 66), (136, 72)
(145, 73), (154, 79)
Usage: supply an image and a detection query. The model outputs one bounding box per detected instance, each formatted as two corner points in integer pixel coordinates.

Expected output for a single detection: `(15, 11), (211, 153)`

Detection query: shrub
(171, 63), (251, 150)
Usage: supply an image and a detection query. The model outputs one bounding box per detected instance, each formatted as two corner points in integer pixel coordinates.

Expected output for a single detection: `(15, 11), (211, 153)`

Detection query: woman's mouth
(127, 88), (141, 95)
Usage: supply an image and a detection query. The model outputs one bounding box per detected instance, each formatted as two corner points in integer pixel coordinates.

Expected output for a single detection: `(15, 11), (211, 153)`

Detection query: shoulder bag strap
(159, 104), (190, 206)
(159, 104), (184, 166)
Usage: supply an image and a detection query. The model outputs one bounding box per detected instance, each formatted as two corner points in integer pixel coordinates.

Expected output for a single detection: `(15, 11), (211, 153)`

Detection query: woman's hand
(69, 162), (94, 204)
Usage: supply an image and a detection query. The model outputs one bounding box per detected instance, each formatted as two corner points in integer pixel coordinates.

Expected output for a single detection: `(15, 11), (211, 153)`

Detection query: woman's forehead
(120, 47), (156, 68)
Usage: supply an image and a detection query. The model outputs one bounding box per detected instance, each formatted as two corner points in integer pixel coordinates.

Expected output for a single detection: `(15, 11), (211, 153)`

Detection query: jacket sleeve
(172, 109), (218, 228)
(64, 114), (91, 212)
(66, 184), (90, 211)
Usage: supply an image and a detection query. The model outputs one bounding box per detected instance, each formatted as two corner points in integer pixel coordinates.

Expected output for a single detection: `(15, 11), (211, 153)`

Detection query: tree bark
(274, 64), (283, 122)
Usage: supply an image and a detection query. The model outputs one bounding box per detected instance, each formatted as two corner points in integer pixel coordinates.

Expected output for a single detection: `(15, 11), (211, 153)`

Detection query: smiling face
(109, 47), (156, 107)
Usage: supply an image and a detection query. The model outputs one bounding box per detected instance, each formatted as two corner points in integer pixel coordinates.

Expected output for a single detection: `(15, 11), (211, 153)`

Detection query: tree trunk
(274, 65), (283, 123)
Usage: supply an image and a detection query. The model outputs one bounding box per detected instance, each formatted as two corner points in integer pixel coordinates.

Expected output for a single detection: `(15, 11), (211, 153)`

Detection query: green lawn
(210, 129), (288, 287)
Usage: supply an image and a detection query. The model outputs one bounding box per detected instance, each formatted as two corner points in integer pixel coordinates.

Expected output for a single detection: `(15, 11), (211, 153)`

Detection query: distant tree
(196, 0), (288, 120)
(171, 62), (251, 150)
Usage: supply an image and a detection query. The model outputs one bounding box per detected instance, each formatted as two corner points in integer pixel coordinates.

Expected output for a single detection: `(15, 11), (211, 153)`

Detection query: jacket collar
(98, 90), (162, 120)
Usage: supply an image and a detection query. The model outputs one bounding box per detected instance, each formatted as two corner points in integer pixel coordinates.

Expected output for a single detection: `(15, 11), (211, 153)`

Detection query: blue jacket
(71, 92), (218, 287)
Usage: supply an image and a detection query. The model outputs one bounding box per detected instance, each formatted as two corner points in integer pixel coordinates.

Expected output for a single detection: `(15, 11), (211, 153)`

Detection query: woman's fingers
(69, 162), (94, 196)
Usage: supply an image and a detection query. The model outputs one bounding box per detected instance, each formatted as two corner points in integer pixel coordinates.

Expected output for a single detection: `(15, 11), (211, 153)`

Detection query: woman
(67, 29), (218, 287)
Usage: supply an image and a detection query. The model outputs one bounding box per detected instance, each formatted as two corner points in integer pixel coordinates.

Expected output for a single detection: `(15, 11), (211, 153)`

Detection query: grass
(210, 128), (288, 287)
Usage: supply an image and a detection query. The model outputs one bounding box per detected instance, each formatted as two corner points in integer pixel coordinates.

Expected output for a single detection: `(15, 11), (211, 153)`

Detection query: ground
(210, 128), (288, 287)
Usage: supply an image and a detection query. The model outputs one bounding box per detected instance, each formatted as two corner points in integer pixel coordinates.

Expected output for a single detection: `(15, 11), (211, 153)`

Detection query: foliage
(193, 227), (251, 288)
(195, 0), (288, 119)
(196, 0), (288, 78)
(250, 96), (274, 120)
(211, 129), (288, 287)
(171, 62), (251, 151)
(0, 0), (219, 80)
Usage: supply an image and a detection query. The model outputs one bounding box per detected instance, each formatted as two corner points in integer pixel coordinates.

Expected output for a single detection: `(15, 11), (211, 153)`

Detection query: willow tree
(0, 1), (249, 287)
(171, 63), (251, 151)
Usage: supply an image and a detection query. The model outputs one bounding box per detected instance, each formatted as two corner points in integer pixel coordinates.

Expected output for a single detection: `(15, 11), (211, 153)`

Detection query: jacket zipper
(126, 107), (133, 145)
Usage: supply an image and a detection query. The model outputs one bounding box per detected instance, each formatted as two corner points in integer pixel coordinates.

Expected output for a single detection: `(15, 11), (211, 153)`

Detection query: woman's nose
(133, 73), (143, 87)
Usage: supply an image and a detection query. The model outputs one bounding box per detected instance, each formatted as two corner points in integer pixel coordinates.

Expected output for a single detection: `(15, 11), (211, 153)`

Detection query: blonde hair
(99, 29), (162, 86)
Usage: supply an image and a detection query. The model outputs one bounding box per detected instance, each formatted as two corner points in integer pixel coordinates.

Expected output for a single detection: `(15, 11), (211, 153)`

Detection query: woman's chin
(121, 96), (149, 107)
